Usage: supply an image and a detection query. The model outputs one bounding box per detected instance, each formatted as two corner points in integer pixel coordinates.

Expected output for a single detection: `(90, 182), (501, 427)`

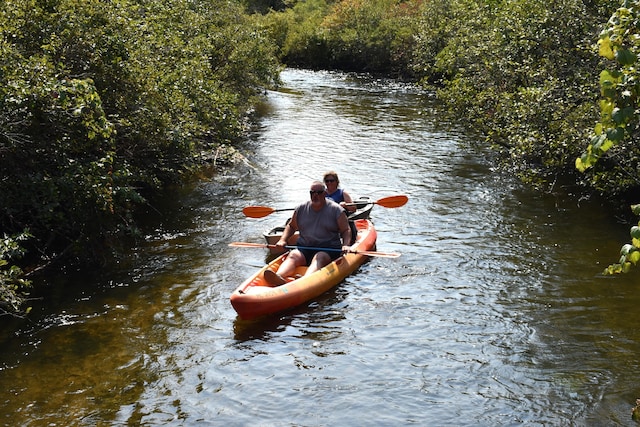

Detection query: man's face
(309, 185), (326, 206)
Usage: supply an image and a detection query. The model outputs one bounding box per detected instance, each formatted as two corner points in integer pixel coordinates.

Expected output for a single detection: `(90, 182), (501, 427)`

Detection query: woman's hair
(323, 171), (339, 184)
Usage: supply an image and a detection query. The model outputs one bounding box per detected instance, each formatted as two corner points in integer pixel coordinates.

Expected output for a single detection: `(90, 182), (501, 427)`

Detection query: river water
(2, 69), (640, 426)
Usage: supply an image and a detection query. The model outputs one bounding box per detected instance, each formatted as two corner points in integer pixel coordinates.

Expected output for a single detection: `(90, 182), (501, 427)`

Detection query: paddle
(241, 206), (294, 218)
(346, 194), (408, 209)
(228, 242), (401, 258)
(242, 194), (409, 218)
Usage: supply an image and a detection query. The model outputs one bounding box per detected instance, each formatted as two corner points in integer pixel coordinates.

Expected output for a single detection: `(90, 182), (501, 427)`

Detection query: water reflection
(233, 286), (348, 342)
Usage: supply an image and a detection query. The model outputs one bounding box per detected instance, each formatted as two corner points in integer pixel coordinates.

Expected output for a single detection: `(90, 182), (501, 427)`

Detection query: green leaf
(620, 243), (635, 256)
(600, 69), (622, 86)
(616, 48), (637, 66)
(629, 250), (640, 265)
(604, 263), (623, 274)
(598, 35), (615, 60)
(575, 157), (587, 172)
(612, 106), (635, 125)
(594, 123), (604, 135)
(605, 127), (624, 142)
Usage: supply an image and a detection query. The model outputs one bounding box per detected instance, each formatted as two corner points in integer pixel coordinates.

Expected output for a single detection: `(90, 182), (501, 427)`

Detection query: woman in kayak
(265, 181), (352, 286)
(323, 171), (356, 213)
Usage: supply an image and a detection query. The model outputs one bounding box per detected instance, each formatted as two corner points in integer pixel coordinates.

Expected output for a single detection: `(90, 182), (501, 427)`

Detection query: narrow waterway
(1, 69), (640, 426)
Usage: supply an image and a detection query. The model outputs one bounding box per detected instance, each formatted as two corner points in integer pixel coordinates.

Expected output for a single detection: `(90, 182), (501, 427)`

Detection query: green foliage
(603, 204), (640, 274)
(259, 0), (421, 77)
(576, 2), (640, 194)
(0, 0), (280, 302)
(568, 1), (640, 275)
(415, 0), (608, 184)
(259, 0), (332, 68)
(322, 0), (420, 75)
(0, 232), (32, 316)
(242, 0), (288, 14)
(258, 0), (617, 187)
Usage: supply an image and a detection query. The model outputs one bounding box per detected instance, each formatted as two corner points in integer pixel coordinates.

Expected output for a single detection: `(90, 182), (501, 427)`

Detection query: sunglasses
(309, 190), (325, 196)
(324, 179), (336, 183)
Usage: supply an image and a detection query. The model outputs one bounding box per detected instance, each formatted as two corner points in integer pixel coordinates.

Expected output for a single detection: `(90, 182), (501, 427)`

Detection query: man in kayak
(264, 180), (352, 286)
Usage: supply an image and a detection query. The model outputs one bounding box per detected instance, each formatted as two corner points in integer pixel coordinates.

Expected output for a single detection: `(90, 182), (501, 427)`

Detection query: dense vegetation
(580, 2), (640, 273)
(0, 0), (280, 315)
(254, 0), (640, 272)
(3, 0), (640, 314)
(258, 0), (618, 187)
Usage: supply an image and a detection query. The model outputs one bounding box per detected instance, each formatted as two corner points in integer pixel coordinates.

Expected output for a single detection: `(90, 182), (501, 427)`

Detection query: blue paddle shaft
(284, 245), (342, 252)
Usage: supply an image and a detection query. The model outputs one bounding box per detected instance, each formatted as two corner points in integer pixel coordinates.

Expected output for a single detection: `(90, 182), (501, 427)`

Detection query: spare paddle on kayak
(228, 241), (401, 258)
(242, 194), (409, 218)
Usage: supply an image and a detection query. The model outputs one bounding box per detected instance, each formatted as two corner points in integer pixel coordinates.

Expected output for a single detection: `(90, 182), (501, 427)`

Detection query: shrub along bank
(255, 0), (640, 273)
(0, 0), (280, 315)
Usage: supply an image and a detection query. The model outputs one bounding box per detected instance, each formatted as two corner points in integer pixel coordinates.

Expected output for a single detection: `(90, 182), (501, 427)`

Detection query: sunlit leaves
(412, 0), (604, 187)
(577, 4), (640, 176)
(599, 69), (622, 97)
(579, 2), (640, 275)
(263, 0), (421, 76)
(598, 35), (615, 60)
(604, 207), (640, 274)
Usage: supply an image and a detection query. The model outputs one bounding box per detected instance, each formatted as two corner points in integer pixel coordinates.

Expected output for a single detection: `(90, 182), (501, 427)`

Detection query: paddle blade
(242, 206), (276, 218)
(228, 242), (270, 248)
(375, 195), (408, 208)
(354, 249), (401, 258)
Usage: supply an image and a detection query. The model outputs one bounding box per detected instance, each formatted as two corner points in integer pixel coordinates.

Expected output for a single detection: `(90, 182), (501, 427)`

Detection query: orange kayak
(230, 219), (377, 320)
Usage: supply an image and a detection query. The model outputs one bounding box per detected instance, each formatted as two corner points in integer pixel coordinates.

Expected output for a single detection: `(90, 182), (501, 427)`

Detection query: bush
(0, 0), (281, 313)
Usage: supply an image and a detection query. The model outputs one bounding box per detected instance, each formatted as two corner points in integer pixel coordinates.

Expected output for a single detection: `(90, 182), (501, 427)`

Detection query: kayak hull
(231, 219), (377, 320)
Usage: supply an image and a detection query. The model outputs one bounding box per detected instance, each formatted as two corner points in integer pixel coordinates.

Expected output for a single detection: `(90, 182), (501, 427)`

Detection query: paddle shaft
(242, 194), (407, 218)
(284, 245), (401, 258)
(228, 242), (400, 258)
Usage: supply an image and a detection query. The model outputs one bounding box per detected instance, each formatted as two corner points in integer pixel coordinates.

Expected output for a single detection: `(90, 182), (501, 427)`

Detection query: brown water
(2, 69), (640, 426)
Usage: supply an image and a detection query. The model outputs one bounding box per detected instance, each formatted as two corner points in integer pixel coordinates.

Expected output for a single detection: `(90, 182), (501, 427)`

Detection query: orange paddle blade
(242, 205), (296, 218)
(242, 206), (276, 218)
(375, 195), (408, 208)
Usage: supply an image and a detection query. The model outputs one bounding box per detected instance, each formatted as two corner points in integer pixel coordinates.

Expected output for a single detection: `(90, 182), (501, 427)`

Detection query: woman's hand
(340, 201), (355, 213)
